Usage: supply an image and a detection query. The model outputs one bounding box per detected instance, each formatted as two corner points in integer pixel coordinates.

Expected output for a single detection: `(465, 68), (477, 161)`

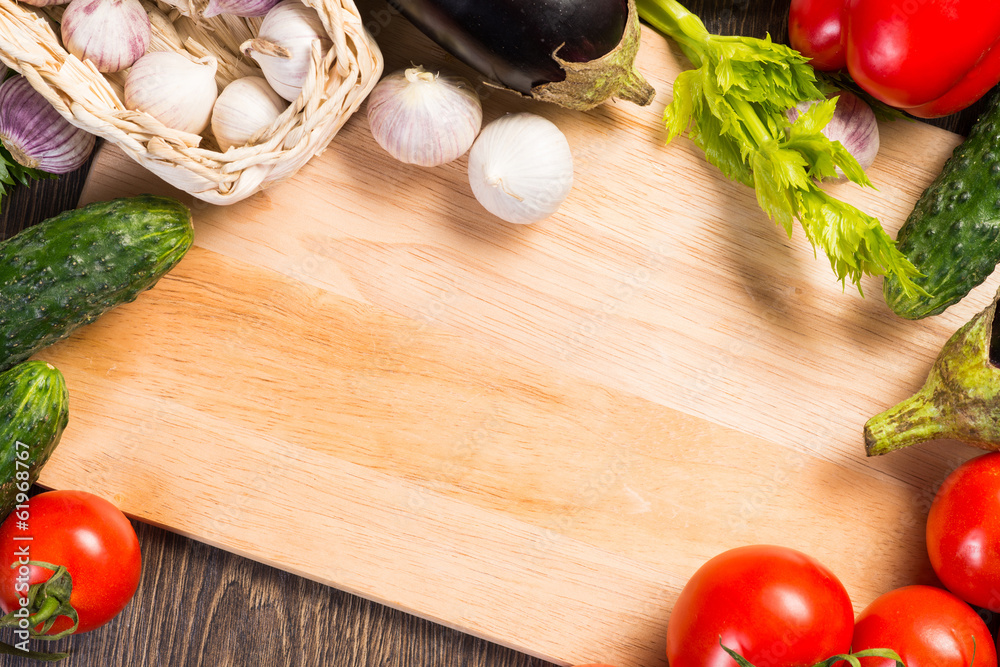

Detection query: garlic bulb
(787, 90), (880, 181)
(125, 52), (219, 135)
(240, 0), (332, 102)
(145, 4), (184, 52)
(203, 0), (280, 18)
(17, 0), (69, 7)
(467, 113), (574, 225)
(211, 76), (288, 151)
(367, 66), (482, 168)
(61, 0), (151, 73)
(0, 76), (95, 174)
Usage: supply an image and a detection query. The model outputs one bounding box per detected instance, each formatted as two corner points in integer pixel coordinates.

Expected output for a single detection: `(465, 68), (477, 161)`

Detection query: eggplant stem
(531, 0), (655, 110)
(617, 68), (657, 106)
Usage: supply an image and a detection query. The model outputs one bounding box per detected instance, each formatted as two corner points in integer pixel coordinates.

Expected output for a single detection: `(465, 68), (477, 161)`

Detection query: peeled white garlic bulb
(240, 0), (331, 102)
(125, 52), (219, 135)
(211, 76), (288, 151)
(467, 113), (574, 225)
(366, 66), (482, 168)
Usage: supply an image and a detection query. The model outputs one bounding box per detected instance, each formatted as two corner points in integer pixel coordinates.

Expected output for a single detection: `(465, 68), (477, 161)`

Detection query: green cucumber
(0, 195), (194, 371)
(884, 92), (1000, 319)
(0, 361), (69, 520)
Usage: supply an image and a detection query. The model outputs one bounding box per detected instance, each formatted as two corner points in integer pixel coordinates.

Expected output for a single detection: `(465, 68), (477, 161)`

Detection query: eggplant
(386, 0), (655, 111)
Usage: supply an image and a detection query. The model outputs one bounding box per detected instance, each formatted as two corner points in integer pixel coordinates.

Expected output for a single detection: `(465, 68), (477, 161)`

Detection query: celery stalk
(637, 0), (924, 297)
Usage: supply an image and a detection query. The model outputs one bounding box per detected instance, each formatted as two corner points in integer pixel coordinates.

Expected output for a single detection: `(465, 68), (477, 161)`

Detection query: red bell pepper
(788, 0), (1000, 118)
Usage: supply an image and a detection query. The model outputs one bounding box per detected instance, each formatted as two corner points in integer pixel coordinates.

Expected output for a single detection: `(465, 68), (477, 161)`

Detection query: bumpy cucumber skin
(884, 93), (1000, 319)
(0, 361), (69, 520)
(0, 195), (194, 371)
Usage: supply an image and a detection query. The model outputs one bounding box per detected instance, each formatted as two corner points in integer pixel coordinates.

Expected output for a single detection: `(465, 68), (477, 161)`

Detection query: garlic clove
(240, 0), (332, 102)
(145, 3), (185, 52)
(211, 76), (289, 152)
(788, 90), (880, 181)
(0, 76), (95, 174)
(367, 66), (482, 168)
(61, 0), (151, 73)
(16, 0), (70, 6)
(467, 113), (574, 225)
(203, 0), (280, 18)
(125, 52), (219, 135)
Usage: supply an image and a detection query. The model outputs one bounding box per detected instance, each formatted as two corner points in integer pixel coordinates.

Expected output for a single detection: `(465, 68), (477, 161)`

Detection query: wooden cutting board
(30, 7), (995, 667)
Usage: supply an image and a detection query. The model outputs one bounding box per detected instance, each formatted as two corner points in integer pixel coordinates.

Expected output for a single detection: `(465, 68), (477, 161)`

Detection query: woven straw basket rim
(0, 0), (384, 204)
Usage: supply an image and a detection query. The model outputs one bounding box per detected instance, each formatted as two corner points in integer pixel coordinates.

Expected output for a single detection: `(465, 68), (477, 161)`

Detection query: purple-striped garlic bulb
(61, 0), (151, 73)
(0, 76), (95, 174)
(367, 66), (483, 168)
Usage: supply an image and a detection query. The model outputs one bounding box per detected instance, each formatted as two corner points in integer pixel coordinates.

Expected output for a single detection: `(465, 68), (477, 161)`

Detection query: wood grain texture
(0, 1), (991, 666)
(0, 520), (556, 667)
(0, 159), (557, 667)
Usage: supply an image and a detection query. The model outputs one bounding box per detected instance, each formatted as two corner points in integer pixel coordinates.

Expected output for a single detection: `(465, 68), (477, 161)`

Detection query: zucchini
(0, 361), (69, 520)
(884, 92), (1000, 319)
(0, 195), (194, 371)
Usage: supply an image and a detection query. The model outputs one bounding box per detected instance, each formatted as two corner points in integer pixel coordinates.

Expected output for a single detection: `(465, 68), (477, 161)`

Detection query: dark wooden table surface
(0, 1), (985, 665)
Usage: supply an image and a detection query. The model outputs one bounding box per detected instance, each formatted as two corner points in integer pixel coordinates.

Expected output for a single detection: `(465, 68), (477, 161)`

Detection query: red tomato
(788, 0), (847, 71)
(850, 585), (996, 667)
(926, 452), (1000, 610)
(666, 545), (854, 667)
(0, 490), (142, 634)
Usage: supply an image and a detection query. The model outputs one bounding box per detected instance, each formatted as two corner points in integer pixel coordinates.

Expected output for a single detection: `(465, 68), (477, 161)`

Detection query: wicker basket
(0, 0), (383, 204)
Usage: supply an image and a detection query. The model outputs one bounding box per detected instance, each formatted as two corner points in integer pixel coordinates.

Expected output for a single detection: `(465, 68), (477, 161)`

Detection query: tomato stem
(0, 640), (68, 661)
(30, 596), (61, 627)
(0, 562), (76, 662)
(0, 560), (78, 640)
(719, 641), (906, 667)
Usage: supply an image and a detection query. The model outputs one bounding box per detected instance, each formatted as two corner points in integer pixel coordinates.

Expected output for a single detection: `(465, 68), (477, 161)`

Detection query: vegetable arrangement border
(0, 0), (383, 205)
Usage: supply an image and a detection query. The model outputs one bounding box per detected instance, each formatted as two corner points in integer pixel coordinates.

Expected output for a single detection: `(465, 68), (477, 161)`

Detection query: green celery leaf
(639, 0), (922, 296)
(664, 70), (697, 142)
(751, 146), (796, 235)
(0, 144), (55, 211)
(666, 65), (754, 185)
(786, 99), (873, 185)
(790, 97), (837, 136)
(793, 185), (925, 296)
(817, 71), (911, 123)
